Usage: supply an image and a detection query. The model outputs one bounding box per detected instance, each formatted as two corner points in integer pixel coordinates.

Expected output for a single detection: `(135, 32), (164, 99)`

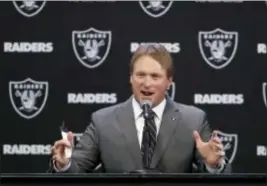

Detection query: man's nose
(143, 76), (153, 87)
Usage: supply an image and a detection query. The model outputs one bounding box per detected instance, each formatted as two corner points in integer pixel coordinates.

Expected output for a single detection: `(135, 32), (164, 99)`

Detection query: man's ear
(167, 77), (173, 89)
(130, 75), (133, 84)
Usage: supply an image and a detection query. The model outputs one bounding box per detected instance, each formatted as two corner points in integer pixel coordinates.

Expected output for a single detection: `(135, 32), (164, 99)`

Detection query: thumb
(67, 131), (73, 145)
(193, 130), (203, 147)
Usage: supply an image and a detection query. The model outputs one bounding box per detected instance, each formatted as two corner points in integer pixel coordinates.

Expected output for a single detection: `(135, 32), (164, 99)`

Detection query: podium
(1, 173), (266, 186)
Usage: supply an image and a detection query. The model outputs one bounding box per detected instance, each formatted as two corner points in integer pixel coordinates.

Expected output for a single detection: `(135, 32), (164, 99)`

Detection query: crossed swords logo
(78, 39), (105, 62)
(15, 90), (42, 112)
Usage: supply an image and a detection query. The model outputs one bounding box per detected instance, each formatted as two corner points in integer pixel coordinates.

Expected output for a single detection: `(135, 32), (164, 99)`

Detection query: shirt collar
(132, 96), (166, 120)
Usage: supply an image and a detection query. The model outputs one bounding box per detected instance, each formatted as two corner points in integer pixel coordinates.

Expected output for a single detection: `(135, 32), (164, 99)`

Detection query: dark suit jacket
(52, 96), (231, 173)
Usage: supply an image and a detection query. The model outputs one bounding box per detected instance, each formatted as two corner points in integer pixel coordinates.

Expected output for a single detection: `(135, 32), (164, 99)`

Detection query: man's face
(130, 55), (172, 107)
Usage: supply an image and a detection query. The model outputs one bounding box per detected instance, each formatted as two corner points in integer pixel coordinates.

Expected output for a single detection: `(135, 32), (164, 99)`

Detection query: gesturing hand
(52, 131), (73, 169)
(193, 130), (224, 168)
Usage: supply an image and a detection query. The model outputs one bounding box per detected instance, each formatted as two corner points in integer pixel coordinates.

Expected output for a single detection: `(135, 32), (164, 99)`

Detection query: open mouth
(140, 90), (154, 96)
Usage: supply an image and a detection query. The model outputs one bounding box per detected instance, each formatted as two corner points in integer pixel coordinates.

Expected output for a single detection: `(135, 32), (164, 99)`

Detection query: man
(51, 43), (231, 173)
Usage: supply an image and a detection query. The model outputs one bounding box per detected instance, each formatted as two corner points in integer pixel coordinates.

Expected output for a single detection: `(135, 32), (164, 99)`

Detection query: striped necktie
(141, 111), (157, 169)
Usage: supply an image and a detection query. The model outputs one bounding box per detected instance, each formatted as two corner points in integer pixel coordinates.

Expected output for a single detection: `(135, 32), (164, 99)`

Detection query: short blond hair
(130, 43), (173, 78)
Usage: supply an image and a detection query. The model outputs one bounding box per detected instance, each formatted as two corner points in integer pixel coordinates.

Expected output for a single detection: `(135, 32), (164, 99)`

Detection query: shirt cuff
(53, 160), (71, 172)
(205, 158), (226, 173)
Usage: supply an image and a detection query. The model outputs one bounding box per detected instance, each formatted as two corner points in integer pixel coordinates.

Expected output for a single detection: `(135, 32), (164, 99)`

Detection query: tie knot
(143, 110), (155, 120)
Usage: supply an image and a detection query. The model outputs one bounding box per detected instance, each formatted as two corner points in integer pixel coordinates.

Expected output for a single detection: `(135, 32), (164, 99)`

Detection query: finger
(193, 130), (203, 147)
(53, 152), (67, 162)
(214, 143), (223, 151)
(210, 141), (223, 152)
(57, 145), (65, 155)
(67, 131), (73, 145)
(53, 155), (66, 168)
(54, 139), (72, 149)
(52, 154), (61, 162)
(52, 141), (71, 157)
(215, 150), (225, 157)
(51, 144), (61, 153)
(52, 145), (62, 158)
(211, 136), (221, 144)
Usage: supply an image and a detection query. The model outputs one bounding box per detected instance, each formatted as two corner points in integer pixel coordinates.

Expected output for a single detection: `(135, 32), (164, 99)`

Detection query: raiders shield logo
(139, 1), (173, 18)
(166, 82), (176, 100)
(198, 28), (238, 69)
(263, 82), (267, 108)
(216, 131), (238, 163)
(13, 1), (46, 18)
(9, 78), (49, 119)
(72, 27), (112, 69)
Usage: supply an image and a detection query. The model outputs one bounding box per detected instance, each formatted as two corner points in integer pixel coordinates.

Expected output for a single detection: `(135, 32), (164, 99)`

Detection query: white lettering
(130, 42), (180, 53)
(257, 43), (267, 54)
(257, 146), (266, 156)
(68, 93), (117, 104)
(3, 42), (53, 53)
(2, 144), (52, 155)
(194, 94), (244, 104)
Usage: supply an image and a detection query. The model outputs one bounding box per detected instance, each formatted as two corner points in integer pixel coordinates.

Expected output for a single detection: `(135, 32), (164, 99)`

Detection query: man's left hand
(193, 130), (224, 168)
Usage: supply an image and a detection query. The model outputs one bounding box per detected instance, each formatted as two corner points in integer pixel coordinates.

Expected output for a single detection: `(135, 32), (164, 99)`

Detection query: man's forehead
(134, 69), (166, 75)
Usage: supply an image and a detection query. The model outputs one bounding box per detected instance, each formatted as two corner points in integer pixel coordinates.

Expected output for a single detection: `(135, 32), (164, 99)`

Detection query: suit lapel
(115, 97), (143, 168)
(150, 98), (182, 168)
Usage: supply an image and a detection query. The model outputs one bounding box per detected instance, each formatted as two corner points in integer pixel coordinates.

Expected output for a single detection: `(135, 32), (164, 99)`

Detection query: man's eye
(137, 73), (145, 77)
(152, 74), (160, 78)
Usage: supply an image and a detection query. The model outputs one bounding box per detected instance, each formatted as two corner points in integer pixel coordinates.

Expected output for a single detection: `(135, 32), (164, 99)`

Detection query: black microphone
(140, 100), (152, 119)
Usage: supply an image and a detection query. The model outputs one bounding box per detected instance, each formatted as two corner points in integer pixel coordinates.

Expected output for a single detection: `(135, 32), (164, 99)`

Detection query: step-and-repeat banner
(0, 1), (266, 173)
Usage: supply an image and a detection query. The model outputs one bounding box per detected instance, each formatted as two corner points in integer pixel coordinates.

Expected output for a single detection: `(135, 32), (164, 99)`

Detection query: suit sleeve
(61, 113), (101, 173)
(193, 111), (232, 173)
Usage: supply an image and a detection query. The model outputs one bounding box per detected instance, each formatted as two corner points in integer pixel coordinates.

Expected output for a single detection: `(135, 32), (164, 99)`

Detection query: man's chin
(140, 96), (154, 102)
(133, 96), (153, 105)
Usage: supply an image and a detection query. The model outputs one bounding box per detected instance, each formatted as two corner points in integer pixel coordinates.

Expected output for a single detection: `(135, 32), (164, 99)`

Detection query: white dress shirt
(131, 97), (225, 173)
(55, 97), (225, 173)
(132, 96), (166, 147)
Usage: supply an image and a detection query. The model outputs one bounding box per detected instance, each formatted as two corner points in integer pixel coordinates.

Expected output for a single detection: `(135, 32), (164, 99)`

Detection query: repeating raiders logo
(166, 82), (175, 100)
(9, 78), (48, 119)
(198, 28), (238, 69)
(13, 1), (46, 18)
(216, 131), (238, 163)
(139, 1), (173, 18)
(72, 27), (112, 69)
(263, 82), (267, 108)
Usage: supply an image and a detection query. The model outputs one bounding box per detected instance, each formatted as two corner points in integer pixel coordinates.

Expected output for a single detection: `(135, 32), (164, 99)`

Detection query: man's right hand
(52, 131), (73, 169)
